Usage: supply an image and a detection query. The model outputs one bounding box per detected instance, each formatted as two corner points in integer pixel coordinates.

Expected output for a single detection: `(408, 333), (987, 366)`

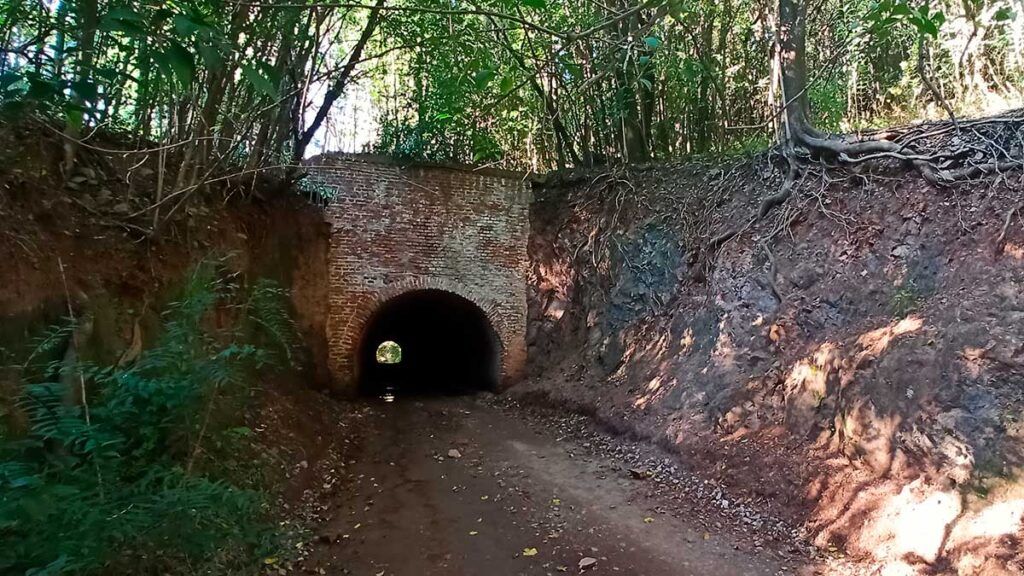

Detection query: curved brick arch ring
(315, 155), (530, 396)
(330, 277), (520, 393)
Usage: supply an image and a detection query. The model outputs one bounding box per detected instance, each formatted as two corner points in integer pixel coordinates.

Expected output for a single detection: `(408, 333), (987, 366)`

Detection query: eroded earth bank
(520, 144), (1024, 575)
(2, 119), (1023, 575)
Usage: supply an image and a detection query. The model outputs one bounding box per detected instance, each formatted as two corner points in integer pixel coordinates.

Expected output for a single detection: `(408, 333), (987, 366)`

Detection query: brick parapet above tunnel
(308, 154), (531, 394)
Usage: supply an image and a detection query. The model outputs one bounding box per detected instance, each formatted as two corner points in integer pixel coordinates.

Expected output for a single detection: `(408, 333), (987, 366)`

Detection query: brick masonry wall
(309, 154), (531, 394)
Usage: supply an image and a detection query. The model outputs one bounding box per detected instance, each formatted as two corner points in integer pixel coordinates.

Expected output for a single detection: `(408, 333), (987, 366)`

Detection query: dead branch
(995, 203), (1021, 255)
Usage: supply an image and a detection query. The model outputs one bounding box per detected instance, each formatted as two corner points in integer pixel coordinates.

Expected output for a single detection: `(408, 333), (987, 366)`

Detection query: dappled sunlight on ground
(811, 476), (1024, 576)
(633, 375), (678, 409)
(858, 479), (961, 564)
(949, 499), (1024, 545)
(1003, 240), (1024, 259)
(710, 319), (736, 372)
(1004, 243), (1024, 260)
(783, 344), (835, 424)
(679, 327), (694, 353)
(961, 346), (988, 378)
(854, 315), (924, 357)
(811, 478), (958, 564)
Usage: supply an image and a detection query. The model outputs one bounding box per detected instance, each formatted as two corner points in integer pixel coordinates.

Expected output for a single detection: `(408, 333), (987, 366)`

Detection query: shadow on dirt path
(298, 395), (808, 576)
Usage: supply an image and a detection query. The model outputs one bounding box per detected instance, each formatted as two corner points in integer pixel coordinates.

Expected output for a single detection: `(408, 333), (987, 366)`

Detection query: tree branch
(293, 0), (388, 161)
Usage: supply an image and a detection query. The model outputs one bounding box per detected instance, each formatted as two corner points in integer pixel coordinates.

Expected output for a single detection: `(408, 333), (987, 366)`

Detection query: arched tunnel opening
(357, 289), (501, 397)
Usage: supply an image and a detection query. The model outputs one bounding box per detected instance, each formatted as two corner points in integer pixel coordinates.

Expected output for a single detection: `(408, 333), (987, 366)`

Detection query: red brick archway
(330, 277), (524, 392)
(310, 154), (530, 394)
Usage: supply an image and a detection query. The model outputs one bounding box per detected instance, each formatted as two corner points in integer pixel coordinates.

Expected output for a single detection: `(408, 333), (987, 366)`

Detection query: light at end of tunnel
(376, 340), (402, 364)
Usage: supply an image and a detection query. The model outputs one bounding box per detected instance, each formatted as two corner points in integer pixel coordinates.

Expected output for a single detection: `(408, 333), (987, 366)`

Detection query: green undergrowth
(0, 263), (301, 575)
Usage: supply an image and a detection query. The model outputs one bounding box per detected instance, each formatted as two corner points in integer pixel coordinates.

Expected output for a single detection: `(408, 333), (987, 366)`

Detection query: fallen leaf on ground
(628, 467), (650, 479)
(643, 517), (654, 524)
(469, 531), (478, 536)
(522, 547), (538, 556)
(447, 449), (462, 458)
(579, 557), (598, 570)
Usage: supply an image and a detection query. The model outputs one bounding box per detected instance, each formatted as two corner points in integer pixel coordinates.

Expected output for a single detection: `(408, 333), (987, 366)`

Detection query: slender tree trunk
(777, 0), (810, 142)
(62, 0), (98, 174)
(53, 0), (69, 80)
(613, 2), (650, 163)
(293, 0), (387, 162)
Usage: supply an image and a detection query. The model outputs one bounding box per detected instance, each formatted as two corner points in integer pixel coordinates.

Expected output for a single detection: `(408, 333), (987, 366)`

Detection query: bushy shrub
(0, 265), (299, 575)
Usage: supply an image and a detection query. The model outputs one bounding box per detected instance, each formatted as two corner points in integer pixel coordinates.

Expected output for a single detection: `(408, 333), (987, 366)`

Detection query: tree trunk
(293, 0), (387, 162)
(775, 0), (943, 183)
(62, 0), (98, 174)
(777, 0), (810, 141)
(615, 2), (650, 163)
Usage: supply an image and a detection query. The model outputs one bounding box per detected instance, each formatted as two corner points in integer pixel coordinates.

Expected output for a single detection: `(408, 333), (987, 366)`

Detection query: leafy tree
(1, 0), (1020, 181)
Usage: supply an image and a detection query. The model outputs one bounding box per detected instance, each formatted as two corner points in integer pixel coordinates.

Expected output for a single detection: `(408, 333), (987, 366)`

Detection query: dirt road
(293, 395), (807, 576)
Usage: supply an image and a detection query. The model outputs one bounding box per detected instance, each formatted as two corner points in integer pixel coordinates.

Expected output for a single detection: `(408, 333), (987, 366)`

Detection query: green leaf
(104, 7), (145, 22)
(0, 71), (23, 90)
(93, 67), (120, 82)
(499, 75), (516, 93)
(255, 61), (283, 90)
(474, 68), (496, 90)
(241, 63), (278, 98)
(153, 7), (174, 22)
(173, 14), (201, 36)
(25, 554), (68, 576)
(70, 79), (99, 101)
(197, 42), (225, 71)
(890, 2), (912, 17)
(559, 57), (583, 81)
(26, 77), (59, 100)
(151, 52), (176, 88)
(993, 6), (1015, 21)
(165, 42), (196, 87)
(920, 17), (938, 37)
(98, 17), (147, 36)
(9, 475), (40, 488)
(522, 0), (546, 8)
(64, 103), (85, 129)
(100, 6), (148, 36)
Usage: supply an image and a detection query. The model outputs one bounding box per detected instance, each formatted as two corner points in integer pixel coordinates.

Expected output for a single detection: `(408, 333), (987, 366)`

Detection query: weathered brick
(308, 154), (530, 395)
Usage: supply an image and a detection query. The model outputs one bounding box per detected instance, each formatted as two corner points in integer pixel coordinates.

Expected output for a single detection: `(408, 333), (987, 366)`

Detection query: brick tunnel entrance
(312, 154), (530, 394)
(357, 289), (501, 397)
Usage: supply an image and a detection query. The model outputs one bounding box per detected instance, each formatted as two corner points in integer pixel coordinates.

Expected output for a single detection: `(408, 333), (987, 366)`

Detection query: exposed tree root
(762, 241), (784, 303)
(791, 122), (946, 185)
(701, 148), (799, 265)
(699, 111), (1023, 283)
(757, 149), (799, 220)
(798, 111), (1024, 186)
(995, 203), (1021, 255)
(700, 0), (1023, 290)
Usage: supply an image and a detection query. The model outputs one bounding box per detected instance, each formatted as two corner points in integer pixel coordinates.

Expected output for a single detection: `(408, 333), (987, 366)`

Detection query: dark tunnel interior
(357, 289), (501, 397)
